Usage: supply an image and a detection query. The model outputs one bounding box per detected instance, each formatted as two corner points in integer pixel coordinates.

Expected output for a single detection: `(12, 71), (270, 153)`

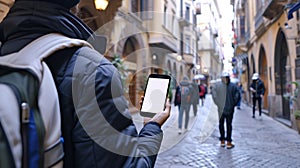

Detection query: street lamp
(177, 55), (183, 61)
(94, 0), (109, 10)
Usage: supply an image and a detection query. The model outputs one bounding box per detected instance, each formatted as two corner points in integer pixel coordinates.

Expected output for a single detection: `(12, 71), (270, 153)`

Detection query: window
(131, 0), (140, 14)
(172, 13), (175, 34)
(240, 16), (245, 41)
(256, 0), (265, 11)
(141, 0), (154, 19)
(195, 2), (201, 15)
(185, 35), (191, 54)
(185, 5), (190, 22)
(164, 5), (167, 26)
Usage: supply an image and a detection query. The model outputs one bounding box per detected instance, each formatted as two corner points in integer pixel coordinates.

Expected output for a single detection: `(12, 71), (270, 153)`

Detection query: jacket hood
(0, 1), (93, 55)
(180, 80), (190, 86)
(15, 0), (79, 9)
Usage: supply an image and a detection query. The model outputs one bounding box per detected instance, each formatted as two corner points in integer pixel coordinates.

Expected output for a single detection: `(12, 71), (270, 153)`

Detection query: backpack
(199, 85), (206, 97)
(0, 33), (92, 168)
(180, 85), (191, 104)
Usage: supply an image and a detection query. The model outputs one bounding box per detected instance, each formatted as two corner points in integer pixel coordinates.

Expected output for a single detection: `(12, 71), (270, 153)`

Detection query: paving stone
(154, 95), (300, 168)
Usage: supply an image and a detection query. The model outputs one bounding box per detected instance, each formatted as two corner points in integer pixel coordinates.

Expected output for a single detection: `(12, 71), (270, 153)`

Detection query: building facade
(195, 0), (223, 84)
(232, 0), (300, 130)
(75, 0), (227, 108)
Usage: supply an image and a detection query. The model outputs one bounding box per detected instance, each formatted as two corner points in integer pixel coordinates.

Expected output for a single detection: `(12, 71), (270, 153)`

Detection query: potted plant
(294, 110), (300, 134)
(284, 81), (300, 133)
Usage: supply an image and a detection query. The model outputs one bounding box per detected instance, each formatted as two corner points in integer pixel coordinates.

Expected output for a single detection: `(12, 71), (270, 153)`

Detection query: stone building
(232, 0), (300, 130)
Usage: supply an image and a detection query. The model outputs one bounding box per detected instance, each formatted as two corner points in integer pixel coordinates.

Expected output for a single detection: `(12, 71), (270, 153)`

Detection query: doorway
(274, 29), (290, 120)
(258, 46), (268, 109)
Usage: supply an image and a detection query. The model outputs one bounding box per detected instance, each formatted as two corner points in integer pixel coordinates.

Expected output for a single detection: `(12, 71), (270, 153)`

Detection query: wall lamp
(94, 0), (109, 10)
(284, 22), (292, 29)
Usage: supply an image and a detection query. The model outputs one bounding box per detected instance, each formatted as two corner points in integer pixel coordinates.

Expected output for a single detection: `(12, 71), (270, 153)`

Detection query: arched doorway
(251, 54), (256, 74)
(122, 37), (139, 107)
(258, 46), (268, 109)
(274, 29), (290, 120)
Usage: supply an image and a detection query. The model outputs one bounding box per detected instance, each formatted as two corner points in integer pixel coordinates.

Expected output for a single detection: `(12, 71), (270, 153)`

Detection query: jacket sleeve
(261, 81), (265, 96)
(233, 85), (241, 106)
(72, 47), (163, 168)
(211, 84), (218, 105)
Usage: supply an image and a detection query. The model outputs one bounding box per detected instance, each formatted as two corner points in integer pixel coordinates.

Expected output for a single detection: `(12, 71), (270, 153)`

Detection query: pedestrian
(0, 1), (170, 167)
(236, 82), (244, 109)
(190, 79), (200, 116)
(250, 73), (265, 118)
(212, 71), (240, 149)
(174, 83), (181, 111)
(177, 76), (192, 134)
(199, 82), (206, 106)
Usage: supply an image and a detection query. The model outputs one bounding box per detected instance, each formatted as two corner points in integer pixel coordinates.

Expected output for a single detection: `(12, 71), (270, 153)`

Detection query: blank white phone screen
(141, 78), (169, 113)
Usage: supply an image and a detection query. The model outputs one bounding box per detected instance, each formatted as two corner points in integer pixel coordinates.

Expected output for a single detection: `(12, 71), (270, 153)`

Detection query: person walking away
(199, 83), (206, 106)
(250, 73), (265, 118)
(236, 82), (244, 109)
(177, 76), (192, 134)
(174, 83), (181, 112)
(212, 71), (240, 149)
(0, 1), (171, 167)
(190, 79), (199, 116)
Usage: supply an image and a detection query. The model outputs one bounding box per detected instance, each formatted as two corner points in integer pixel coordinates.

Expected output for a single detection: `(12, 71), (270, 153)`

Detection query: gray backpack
(180, 85), (191, 104)
(0, 33), (91, 168)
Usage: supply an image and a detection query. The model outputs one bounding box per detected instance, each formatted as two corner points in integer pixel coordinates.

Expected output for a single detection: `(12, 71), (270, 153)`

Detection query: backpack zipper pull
(21, 102), (30, 124)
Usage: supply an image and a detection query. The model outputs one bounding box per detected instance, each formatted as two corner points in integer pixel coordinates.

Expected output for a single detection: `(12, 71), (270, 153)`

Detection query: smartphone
(140, 74), (171, 117)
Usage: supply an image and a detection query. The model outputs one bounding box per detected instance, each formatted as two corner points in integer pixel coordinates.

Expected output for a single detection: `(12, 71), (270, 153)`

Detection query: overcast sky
(217, 0), (234, 72)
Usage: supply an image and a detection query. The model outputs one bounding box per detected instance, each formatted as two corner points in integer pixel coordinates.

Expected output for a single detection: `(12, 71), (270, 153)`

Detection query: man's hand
(148, 100), (171, 126)
(139, 96), (171, 126)
(250, 88), (256, 93)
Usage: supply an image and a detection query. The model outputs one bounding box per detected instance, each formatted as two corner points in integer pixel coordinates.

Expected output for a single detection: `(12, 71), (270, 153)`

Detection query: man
(190, 79), (199, 116)
(0, 0), (170, 167)
(250, 73), (265, 118)
(199, 82), (206, 106)
(236, 82), (244, 109)
(212, 71), (240, 149)
(177, 76), (192, 134)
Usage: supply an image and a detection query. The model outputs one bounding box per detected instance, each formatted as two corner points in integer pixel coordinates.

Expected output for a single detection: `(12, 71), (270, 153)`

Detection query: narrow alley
(151, 95), (300, 168)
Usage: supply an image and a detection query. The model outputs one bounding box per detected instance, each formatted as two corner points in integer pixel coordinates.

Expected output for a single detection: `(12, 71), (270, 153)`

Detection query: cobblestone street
(151, 95), (300, 168)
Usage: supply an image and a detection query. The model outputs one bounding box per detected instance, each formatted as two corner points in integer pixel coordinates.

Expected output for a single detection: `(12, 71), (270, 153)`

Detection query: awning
(288, 1), (300, 20)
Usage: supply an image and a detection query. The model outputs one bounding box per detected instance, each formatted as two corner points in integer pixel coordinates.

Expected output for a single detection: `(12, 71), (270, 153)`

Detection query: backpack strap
(0, 33), (93, 80)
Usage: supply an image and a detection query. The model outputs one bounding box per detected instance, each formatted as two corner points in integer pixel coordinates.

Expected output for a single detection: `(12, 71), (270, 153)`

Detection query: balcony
(183, 53), (194, 65)
(118, 9), (145, 31)
(178, 18), (189, 28)
(237, 31), (250, 48)
(255, 9), (266, 37)
(199, 41), (215, 52)
(148, 34), (177, 53)
(262, 0), (289, 20)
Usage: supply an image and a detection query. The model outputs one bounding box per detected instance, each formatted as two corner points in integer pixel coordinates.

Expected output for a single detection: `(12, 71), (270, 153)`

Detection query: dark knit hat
(16, 0), (80, 9)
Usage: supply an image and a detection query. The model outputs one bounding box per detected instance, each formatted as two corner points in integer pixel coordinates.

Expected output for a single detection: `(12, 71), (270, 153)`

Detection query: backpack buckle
(21, 102), (30, 124)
